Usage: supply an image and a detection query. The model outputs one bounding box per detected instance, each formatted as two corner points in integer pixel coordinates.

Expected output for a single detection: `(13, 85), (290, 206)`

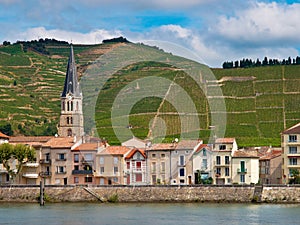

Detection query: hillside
(1, 40), (300, 147)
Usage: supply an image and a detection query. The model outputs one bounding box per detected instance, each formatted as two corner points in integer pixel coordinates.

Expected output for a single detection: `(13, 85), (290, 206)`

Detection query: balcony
(40, 159), (51, 164)
(213, 161), (230, 167)
(81, 159), (94, 164)
(24, 162), (39, 167)
(56, 171), (67, 174)
(56, 158), (66, 161)
(237, 168), (247, 173)
(39, 171), (52, 177)
(72, 170), (93, 175)
(23, 173), (39, 178)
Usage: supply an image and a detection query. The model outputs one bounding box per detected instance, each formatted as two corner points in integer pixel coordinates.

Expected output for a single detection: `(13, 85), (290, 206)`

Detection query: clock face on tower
(68, 95), (73, 100)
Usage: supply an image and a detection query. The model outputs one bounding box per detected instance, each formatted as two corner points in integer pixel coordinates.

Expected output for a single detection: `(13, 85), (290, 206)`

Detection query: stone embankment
(0, 185), (299, 203)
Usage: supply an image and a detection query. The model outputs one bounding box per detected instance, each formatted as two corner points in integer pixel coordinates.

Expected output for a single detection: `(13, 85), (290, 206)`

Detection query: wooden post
(40, 180), (44, 206)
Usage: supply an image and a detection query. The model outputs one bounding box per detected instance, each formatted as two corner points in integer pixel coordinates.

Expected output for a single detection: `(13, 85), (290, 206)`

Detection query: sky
(0, 0), (300, 67)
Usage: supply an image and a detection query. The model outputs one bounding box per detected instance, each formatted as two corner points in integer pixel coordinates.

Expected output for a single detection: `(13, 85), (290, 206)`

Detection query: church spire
(61, 45), (81, 97)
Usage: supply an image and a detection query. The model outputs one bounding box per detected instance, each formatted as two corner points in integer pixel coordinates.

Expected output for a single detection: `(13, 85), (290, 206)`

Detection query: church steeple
(58, 45), (84, 138)
(61, 45), (81, 98)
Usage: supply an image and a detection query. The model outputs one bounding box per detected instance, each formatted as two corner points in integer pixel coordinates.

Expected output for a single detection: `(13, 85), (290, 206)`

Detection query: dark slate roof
(61, 45), (81, 98)
(282, 122), (300, 134)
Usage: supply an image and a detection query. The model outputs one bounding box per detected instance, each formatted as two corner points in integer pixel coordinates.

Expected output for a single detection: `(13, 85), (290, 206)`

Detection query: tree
(0, 123), (13, 136)
(289, 169), (300, 184)
(0, 143), (36, 182)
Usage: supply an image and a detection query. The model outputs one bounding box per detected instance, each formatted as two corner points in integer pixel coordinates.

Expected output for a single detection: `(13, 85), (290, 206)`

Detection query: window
(67, 129), (72, 136)
(225, 156), (230, 164)
(185, 150), (190, 154)
(161, 162), (165, 172)
(67, 117), (73, 124)
(113, 157), (118, 165)
(100, 178), (105, 185)
(202, 159), (207, 169)
(127, 161), (130, 169)
(216, 167), (221, 176)
(161, 154), (165, 158)
(136, 174), (142, 182)
(152, 175), (157, 184)
(45, 153), (50, 162)
(84, 153), (93, 162)
(216, 156), (221, 165)
(85, 177), (93, 183)
(151, 162), (156, 173)
(152, 153), (156, 158)
(58, 154), (65, 161)
(289, 147), (297, 154)
(240, 161), (246, 172)
(113, 177), (118, 183)
(100, 167), (104, 174)
(179, 168), (185, 177)
(62, 101), (65, 111)
(136, 161), (141, 170)
(240, 174), (245, 183)
(179, 155), (185, 166)
(99, 157), (104, 164)
(289, 158), (297, 165)
(74, 177), (79, 183)
(114, 166), (118, 174)
(56, 166), (65, 174)
(265, 167), (269, 175)
(74, 165), (79, 170)
(203, 149), (206, 156)
(225, 167), (230, 176)
(219, 145), (226, 150)
(74, 154), (79, 163)
(136, 152), (141, 160)
(289, 135), (297, 142)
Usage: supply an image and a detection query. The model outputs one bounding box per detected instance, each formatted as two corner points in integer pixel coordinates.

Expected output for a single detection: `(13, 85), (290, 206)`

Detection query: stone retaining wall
(0, 185), (299, 203)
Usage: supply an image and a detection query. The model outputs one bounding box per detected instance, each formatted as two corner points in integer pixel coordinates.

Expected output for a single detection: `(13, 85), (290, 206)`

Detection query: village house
(259, 148), (282, 184)
(231, 150), (259, 184)
(212, 138), (237, 185)
(192, 144), (213, 184)
(124, 148), (147, 185)
(70, 142), (105, 185)
(281, 122), (300, 184)
(95, 146), (131, 185)
(0, 131), (9, 144)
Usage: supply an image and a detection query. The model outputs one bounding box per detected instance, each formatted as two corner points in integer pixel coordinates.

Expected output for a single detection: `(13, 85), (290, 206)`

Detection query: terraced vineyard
(1, 41), (300, 147)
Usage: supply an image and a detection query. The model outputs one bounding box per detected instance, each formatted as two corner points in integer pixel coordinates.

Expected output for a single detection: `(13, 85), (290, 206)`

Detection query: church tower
(58, 45), (84, 137)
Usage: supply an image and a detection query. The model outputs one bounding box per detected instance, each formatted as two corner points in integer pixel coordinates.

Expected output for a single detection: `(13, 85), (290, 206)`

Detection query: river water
(0, 202), (299, 225)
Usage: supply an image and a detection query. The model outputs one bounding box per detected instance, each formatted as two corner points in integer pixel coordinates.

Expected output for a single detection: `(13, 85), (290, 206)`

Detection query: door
(188, 176), (192, 185)
(64, 178), (67, 185)
(194, 172), (199, 184)
(240, 161), (245, 172)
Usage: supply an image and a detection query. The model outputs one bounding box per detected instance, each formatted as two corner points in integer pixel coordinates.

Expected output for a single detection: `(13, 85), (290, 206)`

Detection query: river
(0, 202), (299, 225)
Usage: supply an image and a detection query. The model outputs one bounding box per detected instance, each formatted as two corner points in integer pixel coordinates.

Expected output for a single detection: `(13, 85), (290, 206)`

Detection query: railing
(39, 159), (51, 164)
(81, 159), (94, 164)
(23, 162), (39, 167)
(237, 168), (247, 173)
(56, 158), (66, 161)
(39, 171), (52, 177)
(55, 171), (67, 174)
(72, 170), (93, 175)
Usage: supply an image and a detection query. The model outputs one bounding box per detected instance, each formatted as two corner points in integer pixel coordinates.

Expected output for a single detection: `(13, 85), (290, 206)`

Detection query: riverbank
(0, 185), (299, 203)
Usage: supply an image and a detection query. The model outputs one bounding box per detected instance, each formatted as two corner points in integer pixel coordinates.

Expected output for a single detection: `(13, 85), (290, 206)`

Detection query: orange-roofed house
(39, 137), (81, 185)
(70, 142), (106, 185)
(192, 144), (213, 184)
(95, 146), (131, 185)
(124, 148), (147, 185)
(259, 148), (282, 184)
(212, 137), (238, 185)
(231, 150), (259, 184)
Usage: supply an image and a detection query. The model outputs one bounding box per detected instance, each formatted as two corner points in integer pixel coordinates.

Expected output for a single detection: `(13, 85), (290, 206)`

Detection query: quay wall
(0, 185), (299, 203)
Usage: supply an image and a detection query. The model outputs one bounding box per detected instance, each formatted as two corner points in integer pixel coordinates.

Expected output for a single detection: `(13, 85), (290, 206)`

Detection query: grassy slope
(1, 42), (300, 147)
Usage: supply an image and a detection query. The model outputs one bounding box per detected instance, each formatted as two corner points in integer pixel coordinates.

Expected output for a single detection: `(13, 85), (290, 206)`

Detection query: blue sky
(0, 0), (300, 67)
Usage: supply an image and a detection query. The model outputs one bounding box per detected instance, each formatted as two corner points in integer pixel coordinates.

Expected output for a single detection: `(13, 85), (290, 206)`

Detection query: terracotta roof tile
(282, 122), (300, 134)
(259, 149), (282, 160)
(176, 140), (201, 149)
(195, 144), (212, 153)
(215, 138), (235, 144)
(0, 131), (9, 139)
(42, 137), (75, 148)
(125, 148), (146, 159)
(9, 136), (52, 143)
(149, 143), (177, 151)
(99, 146), (131, 155)
(232, 150), (259, 158)
(73, 142), (104, 151)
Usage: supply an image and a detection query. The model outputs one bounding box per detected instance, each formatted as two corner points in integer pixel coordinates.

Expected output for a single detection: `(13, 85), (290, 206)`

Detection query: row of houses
(0, 132), (286, 185)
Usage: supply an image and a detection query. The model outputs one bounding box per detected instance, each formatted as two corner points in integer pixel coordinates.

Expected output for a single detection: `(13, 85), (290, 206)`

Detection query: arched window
(70, 101), (73, 111)
(62, 101), (65, 111)
(67, 129), (72, 137)
(76, 102), (79, 111)
(67, 117), (70, 124)
(67, 102), (70, 111)
(70, 117), (73, 124)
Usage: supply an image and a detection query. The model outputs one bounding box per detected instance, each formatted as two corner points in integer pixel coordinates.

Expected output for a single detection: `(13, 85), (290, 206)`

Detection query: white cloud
(5, 27), (122, 44)
(215, 2), (300, 45)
